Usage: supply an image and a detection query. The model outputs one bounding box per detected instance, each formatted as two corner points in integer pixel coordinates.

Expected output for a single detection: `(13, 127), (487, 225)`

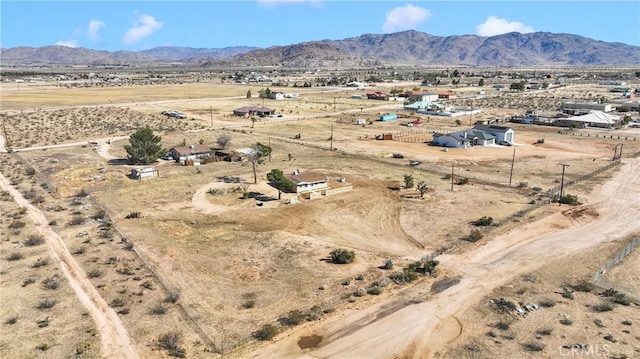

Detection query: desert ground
(1, 74), (639, 359)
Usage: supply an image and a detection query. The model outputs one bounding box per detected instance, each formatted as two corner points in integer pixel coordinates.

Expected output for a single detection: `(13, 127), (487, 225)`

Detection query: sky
(1, 1), (639, 51)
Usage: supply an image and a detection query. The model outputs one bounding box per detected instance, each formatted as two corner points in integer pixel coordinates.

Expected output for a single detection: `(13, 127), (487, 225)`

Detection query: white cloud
(87, 20), (105, 41)
(383, 4), (431, 33)
(122, 14), (163, 46)
(476, 16), (534, 37)
(55, 40), (78, 47)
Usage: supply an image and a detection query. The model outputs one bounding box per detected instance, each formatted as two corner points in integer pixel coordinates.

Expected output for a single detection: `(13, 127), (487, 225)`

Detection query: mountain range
(2, 30), (639, 67)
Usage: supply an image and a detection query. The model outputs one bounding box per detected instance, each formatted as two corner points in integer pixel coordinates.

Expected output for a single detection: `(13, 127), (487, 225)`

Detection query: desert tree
(124, 126), (165, 164)
(215, 133), (232, 150)
(478, 78), (485, 87)
(246, 89), (252, 99)
(266, 169), (296, 199)
(416, 181), (428, 198)
(403, 174), (414, 189)
(248, 143), (272, 184)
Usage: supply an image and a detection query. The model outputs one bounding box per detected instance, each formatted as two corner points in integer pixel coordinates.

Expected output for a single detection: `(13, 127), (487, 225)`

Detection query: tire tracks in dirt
(0, 171), (138, 359)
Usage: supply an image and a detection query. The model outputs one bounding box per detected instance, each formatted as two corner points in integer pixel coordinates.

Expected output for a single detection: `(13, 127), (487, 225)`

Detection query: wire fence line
(558, 130), (636, 142)
(546, 160), (622, 198)
(9, 151), (59, 196)
(83, 194), (219, 354)
(592, 237), (640, 301)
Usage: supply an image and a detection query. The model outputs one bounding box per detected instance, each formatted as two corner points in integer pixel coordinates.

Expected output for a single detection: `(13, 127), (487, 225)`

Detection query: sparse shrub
(100, 230), (114, 239)
(610, 293), (631, 306)
(621, 320), (632, 326)
(87, 269), (102, 278)
(118, 308), (130, 315)
(284, 310), (305, 326)
(22, 277), (36, 287)
(24, 234), (44, 246)
(390, 270), (417, 284)
(536, 327), (553, 336)
(8, 220), (26, 229)
(353, 287), (367, 297)
(594, 319), (606, 328)
(125, 211), (141, 219)
(473, 216), (493, 226)
(367, 285), (383, 295)
(110, 298), (126, 308)
(36, 318), (49, 328)
(536, 138), (545, 144)
(558, 194), (581, 205)
(254, 324), (278, 341)
(121, 241), (134, 251)
(242, 300), (256, 309)
(164, 292), (180, 304)
(522, 342), (545, 351)
(532, 186), (542, 192)
(68, 215), (85, 226)
(25, 167), (36, 176)
(495, 321), (510, 331)
(591, 302), (614, 312)
(6, 252), (23, 261)
(141, 280), (154, 290)
(4, 316), (18, 325)
(42, 277), (60, 290)
(538, 298), (556, 308)
(464, 229), (483, 242)
(91, 209), (107, 220)
(457, 177), (469, 185)
(560, 318), (573, 326)
(571, 279), (594, 292)
(355, 274), (364, 281)
(330, 248), (355, 264)
(37, 299), (57, 310)
(603, 334), (617, 343)
(35, 343), (49, 351)
(150, 304), (168, 315)
(75, 189), (89, 198)
(382, 259), (394, 270)
(518, 181), (529, 188)
(72, 247), (86, 255)
(486, 331), (497, 338)
(157, 332), (186, 358)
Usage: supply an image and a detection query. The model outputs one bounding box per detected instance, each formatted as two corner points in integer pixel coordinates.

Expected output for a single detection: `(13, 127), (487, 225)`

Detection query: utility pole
(509, 147), (516, 186)
(329, 124), (334, 151)
(210, 106), (213, 127)
(559, 163), (570, 205)
(451, 164), (454, 191)
(268, 137), (271, 162)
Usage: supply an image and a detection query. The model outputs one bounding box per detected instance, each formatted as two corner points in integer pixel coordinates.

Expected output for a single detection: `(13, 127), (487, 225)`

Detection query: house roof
(233, 106), (275, 113)
(570, 111), (621, 125)
(285, 171), (328, 185)
(473, 124), (512, 133)
(172, 144), (213, 156)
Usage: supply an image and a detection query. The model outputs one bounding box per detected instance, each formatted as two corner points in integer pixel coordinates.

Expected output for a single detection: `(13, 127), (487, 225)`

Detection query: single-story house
(556, 111), (621, 129)
(404, 101), (444, 111)
(268, 92), (285, 100)
(472, 124), (515, 144)
(285, 170), (329, 193)
(437, 90), (457, 99)
(433, 130), (496, 148)
(405, 91), (439, 103)
(233, 106), (275, 117)
(169, 144), (214, 162)
(562, 101), (612, 115)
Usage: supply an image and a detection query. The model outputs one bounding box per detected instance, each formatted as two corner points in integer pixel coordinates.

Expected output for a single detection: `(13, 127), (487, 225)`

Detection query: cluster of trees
(403, 174), (429, 198)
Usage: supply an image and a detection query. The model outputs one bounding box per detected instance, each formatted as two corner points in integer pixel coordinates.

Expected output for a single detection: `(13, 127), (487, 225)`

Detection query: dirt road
(0, 172), (139, 359)
(244, 158), (639, 359)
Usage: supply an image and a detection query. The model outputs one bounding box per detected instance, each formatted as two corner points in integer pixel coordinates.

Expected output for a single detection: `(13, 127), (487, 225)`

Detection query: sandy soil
(238, 157), (639, 358)
(0, 172), (138, 359)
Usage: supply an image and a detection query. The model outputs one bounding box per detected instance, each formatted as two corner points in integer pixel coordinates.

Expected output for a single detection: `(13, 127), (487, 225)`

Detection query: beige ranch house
(285, 170), (329, 193)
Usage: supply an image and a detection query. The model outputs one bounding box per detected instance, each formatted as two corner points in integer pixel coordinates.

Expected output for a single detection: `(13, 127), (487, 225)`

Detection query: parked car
(499, 141), (512, 146)
(392, 153), (404, 159)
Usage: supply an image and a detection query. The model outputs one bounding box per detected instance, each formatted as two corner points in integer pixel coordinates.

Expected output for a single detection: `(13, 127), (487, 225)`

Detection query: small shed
(130, 167), (159, 180)
(379, 113), (398, 121)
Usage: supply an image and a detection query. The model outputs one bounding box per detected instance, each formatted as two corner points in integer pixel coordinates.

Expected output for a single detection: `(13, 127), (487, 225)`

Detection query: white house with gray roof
(432, 125), (514, 148)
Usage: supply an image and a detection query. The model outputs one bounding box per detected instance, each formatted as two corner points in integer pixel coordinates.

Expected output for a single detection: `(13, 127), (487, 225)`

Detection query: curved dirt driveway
(0, 172), (138, 359)
(243, 158), (639, 359)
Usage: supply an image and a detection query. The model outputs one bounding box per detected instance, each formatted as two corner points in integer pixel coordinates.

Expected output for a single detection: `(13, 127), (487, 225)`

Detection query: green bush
(330, 248), (355, 264)
(464, 229), (483, 242)
(254, 324), (278, 341)
(473, 216), (493, 226)
(558, 194), (581, 205)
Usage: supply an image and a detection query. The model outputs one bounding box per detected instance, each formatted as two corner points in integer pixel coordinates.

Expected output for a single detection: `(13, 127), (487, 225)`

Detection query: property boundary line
(9, 151), (59, 196)
(592, 237), (640, 302)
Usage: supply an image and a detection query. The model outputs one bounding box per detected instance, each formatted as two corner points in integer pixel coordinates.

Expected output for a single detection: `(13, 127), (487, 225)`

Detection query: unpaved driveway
(243, 158), (639, 359)
(0, 172), (138, 359)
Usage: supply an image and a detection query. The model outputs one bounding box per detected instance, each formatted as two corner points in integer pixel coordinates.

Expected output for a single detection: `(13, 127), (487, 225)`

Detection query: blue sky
(2, 1), (639, 51)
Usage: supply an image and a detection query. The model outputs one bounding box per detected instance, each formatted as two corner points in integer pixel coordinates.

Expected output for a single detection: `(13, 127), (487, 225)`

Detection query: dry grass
(2, 77), (638, 357)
